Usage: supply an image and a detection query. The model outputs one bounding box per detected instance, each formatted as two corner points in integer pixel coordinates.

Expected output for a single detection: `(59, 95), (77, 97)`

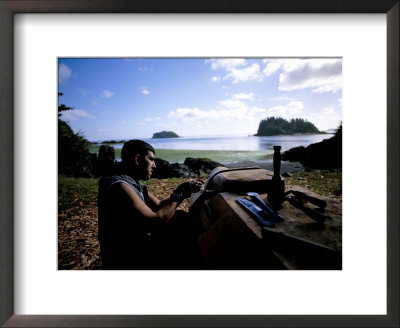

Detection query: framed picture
(1, 1), (398, 327)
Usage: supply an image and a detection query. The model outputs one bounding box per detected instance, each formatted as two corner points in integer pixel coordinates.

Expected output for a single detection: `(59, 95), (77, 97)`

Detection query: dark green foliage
(58, 119), (94, 177)
(58, 92), (73, 117)
(334, 122), (342, 139)
(256, 117), (320, 136)
(100, 140), (126, 144)
(152, 130), (180, 138)
(58, 93), (94, 177)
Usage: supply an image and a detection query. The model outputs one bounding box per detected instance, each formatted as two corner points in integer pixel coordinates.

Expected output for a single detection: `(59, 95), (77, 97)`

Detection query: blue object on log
(246, 192), (284, 222)
(236, 198), (276, 227)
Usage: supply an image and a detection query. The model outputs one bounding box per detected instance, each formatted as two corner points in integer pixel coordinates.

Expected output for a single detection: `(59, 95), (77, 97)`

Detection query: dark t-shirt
(97, 175), (164, 269)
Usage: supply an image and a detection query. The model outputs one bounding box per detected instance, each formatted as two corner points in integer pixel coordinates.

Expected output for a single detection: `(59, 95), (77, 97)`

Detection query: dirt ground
(58, 178), (191, 270)
(58, 169), (341, 270)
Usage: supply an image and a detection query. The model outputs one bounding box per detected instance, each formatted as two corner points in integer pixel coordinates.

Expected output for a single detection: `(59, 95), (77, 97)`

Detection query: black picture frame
(0, 1), (398, 327)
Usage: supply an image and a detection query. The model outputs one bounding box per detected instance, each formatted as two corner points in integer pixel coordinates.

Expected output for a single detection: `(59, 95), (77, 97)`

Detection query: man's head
(121, 140), (156, 180)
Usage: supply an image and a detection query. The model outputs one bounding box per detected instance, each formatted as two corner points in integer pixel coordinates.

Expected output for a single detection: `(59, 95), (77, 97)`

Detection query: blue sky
(58, 58), (342, 142)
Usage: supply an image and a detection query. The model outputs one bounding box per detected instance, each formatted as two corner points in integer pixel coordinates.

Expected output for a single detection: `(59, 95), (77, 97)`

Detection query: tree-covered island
(152, 130), (180, 138)
(255, 117), (321, 136)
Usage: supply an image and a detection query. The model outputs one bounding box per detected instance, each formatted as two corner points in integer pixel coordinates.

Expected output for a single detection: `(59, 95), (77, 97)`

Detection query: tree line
(58, 93), (94, 177)
(255, 117), (320, 136)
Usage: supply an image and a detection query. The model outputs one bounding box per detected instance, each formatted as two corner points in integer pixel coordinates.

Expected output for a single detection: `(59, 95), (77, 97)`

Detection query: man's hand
(174, 179), (204, 199)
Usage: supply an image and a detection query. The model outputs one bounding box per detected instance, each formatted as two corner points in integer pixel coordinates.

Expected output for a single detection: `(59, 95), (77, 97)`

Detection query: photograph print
(58, 57), (342, 270)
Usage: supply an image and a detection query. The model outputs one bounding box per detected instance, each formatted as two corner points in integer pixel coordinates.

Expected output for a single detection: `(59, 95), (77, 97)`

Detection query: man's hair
(121, 140), (155, 162)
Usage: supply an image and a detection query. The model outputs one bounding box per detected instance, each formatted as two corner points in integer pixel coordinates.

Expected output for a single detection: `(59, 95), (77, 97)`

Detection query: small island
(255, 117), (321, 136)
(152, 130), (180, 138)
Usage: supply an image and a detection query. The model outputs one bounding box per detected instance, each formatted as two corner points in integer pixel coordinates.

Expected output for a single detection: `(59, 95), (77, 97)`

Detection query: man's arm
(147, 192), (176, 211)
(119, 183), (179, 222)
(147, 179), (205, 210)
(147, 192), (161, 208)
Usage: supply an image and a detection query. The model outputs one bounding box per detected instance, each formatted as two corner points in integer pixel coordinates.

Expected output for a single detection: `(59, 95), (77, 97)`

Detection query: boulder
(282, 134), (342, 169)
(97, 145), (115, 176)
(184, 157), (223, 174)
(302, 135), (342, 169)
(281, 146), (306, 163)
(153, 158), (198, 179)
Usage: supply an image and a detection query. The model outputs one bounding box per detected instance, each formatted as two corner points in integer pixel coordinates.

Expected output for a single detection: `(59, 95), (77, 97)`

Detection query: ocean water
(97, 134), (333, 164)
(142, 134), (333, 152)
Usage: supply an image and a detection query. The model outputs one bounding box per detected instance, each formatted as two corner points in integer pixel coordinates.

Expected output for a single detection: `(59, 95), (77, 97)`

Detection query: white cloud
(267, 105), (286, 117)
(307, 107), (342, 131)
(322, 107), (335, 115)
(287, 101), (305, 114)
(263, 60), (282, 76)
(224, 63), (263, 84)
(278, 59), (342, 93)
(139, 117), (160, 125)
(269, 96), (297, 101)
(267, 101), (305, 118)
(206, 58), (342, 92)
(206, 58), (247, 70)
(102, 90), (115, 98)
(249, 107), (267, 116)
(207, 59), (263, 84)
(218, 99), (247, 109)
(139, 86), (150, 95)
(58, 63), (72, 83)
(61, 109), (95, 121)
(233, 93), (254, 100)
(168, 96), (267, 125)
(211, 76), (221, 83)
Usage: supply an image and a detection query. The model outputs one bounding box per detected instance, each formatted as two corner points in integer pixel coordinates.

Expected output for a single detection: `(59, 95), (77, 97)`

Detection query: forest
(255, 117), (320, 136)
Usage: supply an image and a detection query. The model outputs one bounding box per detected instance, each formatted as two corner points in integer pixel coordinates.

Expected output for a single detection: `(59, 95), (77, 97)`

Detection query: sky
(58, 58), (342, 142)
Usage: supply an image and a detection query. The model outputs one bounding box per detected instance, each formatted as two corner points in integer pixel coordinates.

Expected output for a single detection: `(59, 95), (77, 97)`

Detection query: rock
(282, 133), (341, 170)
(97, 145), (115, 176)
(302, 135), (341, 169)
(184, 157), (223, 174)
(152, 158), (198, 179)
(281, 146), (306, 162)
(80, 254), (88, 265)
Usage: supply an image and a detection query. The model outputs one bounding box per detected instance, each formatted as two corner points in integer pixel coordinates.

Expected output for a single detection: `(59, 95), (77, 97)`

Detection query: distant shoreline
(254, 132), (328, 137)
(89, 132), (332, 144)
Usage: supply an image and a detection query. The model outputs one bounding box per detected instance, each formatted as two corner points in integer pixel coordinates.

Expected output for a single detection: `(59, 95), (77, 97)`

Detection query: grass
(284, 169), (342, 198)
(58, 176), (99, 218)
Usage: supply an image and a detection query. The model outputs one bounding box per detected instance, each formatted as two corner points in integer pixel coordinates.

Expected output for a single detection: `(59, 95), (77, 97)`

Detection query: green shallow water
(89, 145), (273, 164)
